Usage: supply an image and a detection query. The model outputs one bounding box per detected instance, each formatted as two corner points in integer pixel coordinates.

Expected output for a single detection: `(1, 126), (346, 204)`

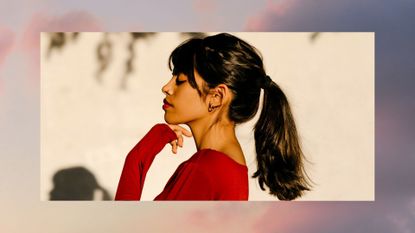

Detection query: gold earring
(208, 103), (213, 112)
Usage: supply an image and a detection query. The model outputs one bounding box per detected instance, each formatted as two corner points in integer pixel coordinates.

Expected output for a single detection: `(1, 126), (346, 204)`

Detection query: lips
(163, 98), (173, 107)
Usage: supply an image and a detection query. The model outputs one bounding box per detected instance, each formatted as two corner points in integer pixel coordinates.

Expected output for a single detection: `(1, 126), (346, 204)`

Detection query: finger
(172, 140), (177, 154)
(178, 134), (183, 148)
(175, 130), (183, 147)
(182, 129), (192, 137)
(168, 124), (193, 137)
(176, 126), (192, 137)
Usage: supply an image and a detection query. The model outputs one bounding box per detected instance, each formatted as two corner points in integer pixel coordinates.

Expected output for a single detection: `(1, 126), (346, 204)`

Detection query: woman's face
(161, 72), (208, 125)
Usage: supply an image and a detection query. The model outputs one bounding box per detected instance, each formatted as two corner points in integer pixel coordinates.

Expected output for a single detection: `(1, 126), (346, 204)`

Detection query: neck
(187, 117), (237, 152)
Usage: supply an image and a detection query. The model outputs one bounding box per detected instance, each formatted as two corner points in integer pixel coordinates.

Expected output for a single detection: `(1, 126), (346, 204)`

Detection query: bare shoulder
(220, 143), (246, 166)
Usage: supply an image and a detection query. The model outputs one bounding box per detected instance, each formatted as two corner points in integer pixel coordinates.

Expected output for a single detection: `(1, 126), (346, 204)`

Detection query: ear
(207, 84), (231, 108)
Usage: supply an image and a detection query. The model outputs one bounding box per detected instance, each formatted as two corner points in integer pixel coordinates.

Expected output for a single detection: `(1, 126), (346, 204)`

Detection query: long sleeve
(154, 149), (248, 200)
(115, 124), (177, 200)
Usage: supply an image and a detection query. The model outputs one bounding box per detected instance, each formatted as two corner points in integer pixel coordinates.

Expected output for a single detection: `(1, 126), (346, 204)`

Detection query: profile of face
(161, 71), (209, 125)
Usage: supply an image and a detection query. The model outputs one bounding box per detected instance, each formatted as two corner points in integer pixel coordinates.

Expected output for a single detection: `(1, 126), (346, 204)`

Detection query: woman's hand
(167, 124), (193, 154)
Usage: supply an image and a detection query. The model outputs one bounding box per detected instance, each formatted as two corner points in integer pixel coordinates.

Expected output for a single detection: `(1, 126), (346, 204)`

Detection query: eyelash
(176, 79), (186, 85)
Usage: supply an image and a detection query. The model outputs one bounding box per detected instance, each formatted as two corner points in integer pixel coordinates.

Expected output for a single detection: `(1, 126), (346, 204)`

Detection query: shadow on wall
(49, 166), (112, 200)
(45, 32), (208, 90)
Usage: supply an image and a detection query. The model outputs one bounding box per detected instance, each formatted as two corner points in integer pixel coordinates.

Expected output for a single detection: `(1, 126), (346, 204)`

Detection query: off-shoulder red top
(115, 124), (248, 200)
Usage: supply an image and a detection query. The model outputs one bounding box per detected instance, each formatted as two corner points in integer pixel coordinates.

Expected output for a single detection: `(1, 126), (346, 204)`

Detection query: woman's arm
(115, 124), (177, 200)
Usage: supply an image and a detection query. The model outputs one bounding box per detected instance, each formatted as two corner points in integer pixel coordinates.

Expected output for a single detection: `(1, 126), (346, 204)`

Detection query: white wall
(41, 32), (374, 201)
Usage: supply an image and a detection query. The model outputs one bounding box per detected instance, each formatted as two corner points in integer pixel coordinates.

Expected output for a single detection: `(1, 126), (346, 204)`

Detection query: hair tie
(261, 75), (273, 89)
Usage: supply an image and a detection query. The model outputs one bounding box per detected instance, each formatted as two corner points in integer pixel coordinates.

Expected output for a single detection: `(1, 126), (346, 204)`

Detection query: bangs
(168, 38), (204, 96)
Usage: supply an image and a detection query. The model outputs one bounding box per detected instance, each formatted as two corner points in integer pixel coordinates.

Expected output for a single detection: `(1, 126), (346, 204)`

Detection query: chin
(164, 117), (172, 124)
(164, 114), (186, 125)
(164, 114), (176, 125)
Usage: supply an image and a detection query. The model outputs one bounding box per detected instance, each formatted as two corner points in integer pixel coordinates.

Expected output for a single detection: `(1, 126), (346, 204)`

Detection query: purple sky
(0, 0), (414, 232)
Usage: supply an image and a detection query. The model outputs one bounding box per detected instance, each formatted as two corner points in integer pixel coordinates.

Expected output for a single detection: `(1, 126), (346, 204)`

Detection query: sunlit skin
(161, 71), (246, 166)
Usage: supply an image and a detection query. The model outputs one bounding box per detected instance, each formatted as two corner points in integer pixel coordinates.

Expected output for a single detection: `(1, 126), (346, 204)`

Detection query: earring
(208, 103), (213, 112)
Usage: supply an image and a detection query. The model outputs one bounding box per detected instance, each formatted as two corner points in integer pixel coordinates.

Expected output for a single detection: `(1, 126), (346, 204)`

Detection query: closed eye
(176, 79), (186, 85)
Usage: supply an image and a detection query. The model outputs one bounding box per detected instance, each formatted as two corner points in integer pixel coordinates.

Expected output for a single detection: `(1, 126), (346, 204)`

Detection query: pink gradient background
(1, 0), (414, 232)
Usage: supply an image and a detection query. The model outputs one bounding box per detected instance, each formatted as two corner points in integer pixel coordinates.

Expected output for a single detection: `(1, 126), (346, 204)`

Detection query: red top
(115, 124), (248, 201)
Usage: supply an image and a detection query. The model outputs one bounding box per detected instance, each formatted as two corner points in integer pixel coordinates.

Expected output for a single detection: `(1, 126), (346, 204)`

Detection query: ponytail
(168, 33), (310, 199)
(253, 80), (311, 200)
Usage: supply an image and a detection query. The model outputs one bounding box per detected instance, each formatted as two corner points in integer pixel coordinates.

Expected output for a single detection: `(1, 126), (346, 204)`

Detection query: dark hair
(168, 33), (311, 200)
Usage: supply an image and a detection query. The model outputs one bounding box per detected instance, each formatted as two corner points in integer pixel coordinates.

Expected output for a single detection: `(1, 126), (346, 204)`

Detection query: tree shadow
(310, 32), (321, 42)
(45, 32), (209, 90)
(49, 166), (112, 200)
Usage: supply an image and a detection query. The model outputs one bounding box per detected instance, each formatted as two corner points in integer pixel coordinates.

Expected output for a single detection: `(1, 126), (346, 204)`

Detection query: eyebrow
(176, 74), (187, 80)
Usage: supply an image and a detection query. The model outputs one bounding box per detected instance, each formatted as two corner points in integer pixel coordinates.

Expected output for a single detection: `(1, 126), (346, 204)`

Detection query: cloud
(0, 26), (15, 68)
(387, 197), (415, 233)
(245, 0), (296, 31)
(253, 203), (322, 233)
(191, 0), (218, 30)
(245, 0), (410, 31)
(182, 203), (269, 232)
(181, 202), (396, 233)
(181, 203), (361, 233)
(0, 25), (14, 95)
(192, 0), (217, 14)
(253, 203), (376, 233)
(252, 200), (415, 233)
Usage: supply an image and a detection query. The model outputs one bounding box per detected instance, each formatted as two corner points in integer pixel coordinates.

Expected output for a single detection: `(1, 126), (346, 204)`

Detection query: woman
(115, 33), (310, 201)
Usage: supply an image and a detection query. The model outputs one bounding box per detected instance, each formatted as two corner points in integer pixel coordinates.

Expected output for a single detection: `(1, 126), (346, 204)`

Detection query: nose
(161, 76), (175, 95)
(161, 84), (168, 95)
